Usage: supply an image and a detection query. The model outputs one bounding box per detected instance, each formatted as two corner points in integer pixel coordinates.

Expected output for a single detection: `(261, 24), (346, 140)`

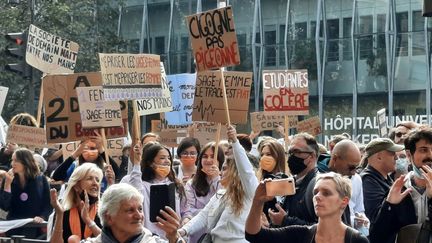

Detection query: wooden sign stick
(101, 128), (110, 166)
(213, 123), (222, 166)
(220, 69), (231, 125)
(36, 81), (44, 127)
(284, 115), (290, 152)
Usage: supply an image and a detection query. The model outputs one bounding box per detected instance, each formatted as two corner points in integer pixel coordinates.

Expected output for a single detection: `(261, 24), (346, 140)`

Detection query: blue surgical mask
(413, 165), (424, 179)
(395, 158), (409, 173)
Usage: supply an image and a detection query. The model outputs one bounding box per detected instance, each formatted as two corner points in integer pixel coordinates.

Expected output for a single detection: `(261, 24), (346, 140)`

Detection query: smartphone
(150, 183), (176, 222)
(265, 178), (296, 197)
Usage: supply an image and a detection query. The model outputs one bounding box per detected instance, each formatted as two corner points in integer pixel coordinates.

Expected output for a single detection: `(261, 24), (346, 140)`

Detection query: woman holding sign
(121, 142), (187, 239)
(52, 131), (119, 191)
(178, 125), (259, 243)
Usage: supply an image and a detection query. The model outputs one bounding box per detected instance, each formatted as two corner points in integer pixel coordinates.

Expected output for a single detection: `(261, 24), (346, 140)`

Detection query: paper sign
(192, 71), (252, 124)
(296, 116), (322, 136)
(377, 108), (387, 138)
(250, 112), (298, 131)
(6, 124), (47, 147)
(262, 69), (309, 116)
(0, 87), (9, 115)
(186, 6), (240, 71)
(76, 86), (122, 128)
(26, 24), (79, 74)
(99, 53), (161, 101)
(43, 72), (128, 143)
(136, 62), (173, 116)
(190, 123), (228, 146)
(107, 138), (124, 166)
(164, 73), (196, 125)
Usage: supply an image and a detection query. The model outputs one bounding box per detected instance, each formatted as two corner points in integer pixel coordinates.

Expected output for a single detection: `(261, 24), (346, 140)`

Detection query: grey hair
(98, 183), (144, 227)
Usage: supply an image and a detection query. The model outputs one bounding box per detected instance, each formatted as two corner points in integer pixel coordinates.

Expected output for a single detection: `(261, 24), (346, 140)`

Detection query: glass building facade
(118, 0), (432, 145)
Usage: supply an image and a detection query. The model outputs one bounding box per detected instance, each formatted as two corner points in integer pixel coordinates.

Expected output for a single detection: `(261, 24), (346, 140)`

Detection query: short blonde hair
(316, 172), (352, 199)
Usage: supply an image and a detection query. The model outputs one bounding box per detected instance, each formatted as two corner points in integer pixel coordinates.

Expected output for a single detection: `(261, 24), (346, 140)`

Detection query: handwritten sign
(192, 71), (252, 124)
(296, 116), (321, 136)
(99, 53), (161, 101)
(136, 62), (173, 116)
(157, 130), (187, 148)
(377, 108), (387, 138)
(186, 6), (240, 71)
(107, 138), (124, 166)
(0, 87), (9, 115)
(26, 24), (79, 74)
(61, 141), (81, 159)
(164, 73), (196, 125)
(6, 124), (47, 147)
(190, 123), (227, 146)
(250, 112), (298, 131)
(152, 117), (191, 133)
(43, 72), (128, 143)
(76, 86), (122, 128)
(262, 69), (309, 116)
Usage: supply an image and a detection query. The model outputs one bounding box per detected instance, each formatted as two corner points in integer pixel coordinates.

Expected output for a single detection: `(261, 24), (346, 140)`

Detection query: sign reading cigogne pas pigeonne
(186, 6), (240, 72)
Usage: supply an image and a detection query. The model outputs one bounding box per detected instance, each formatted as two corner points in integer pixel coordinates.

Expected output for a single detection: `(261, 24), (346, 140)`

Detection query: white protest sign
(0, 87), (9, 115)
(377, 108), (388, 138)
(136, 62), (173, 116)
(27, 24), (79, 74)
(76, 86), (122, 128)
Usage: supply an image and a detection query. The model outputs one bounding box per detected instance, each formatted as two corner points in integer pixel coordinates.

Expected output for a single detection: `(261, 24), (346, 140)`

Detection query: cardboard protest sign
(43, 72), (128, 143)
(61, 141), (81, 159)
(192, 71), (252, 124)
(296, 116), (322, 136)
(151, 120), (162, 133)
(190, 123), (228, 146)
(76, 86), (122, 128)
(6, 124), (47, 147)
(164, 73), (196, 125)
(377, 108), (388, 138)
(99, 53), (161, 101)
(186, 6), (240, 71)
(153, 116), (192, 132)
(27, 24), (79, 74)
(136, 62), (173, 116)
(250, 112), (298, 132)
(157, 130), (187, 148)
(262, 69), (309, 116)
(0, 87), (9, 115)
(107, 138), (124, 166)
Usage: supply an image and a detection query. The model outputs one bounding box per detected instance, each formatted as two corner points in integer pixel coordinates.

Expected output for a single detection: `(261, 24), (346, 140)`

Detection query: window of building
(327, 19), (339, 61)
(412, 10), (425, 56)
(396, 12), (408, 57)
(155, 36), (165, 55)
(343, 17), (352, 60)
(265, 29), (277, 66)
(359, 15), (373, 59)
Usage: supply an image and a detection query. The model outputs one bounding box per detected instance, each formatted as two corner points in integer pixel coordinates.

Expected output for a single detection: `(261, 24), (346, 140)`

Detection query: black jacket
(361, 165), (418, 243)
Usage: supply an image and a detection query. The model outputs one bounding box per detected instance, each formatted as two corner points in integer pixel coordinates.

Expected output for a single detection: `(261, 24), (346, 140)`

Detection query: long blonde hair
(62, 163), (103, 211)
(221, 157), (245, 216)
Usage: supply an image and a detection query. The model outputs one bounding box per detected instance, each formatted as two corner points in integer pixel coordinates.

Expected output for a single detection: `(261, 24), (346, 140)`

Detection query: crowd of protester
(1, 113), (432, 243)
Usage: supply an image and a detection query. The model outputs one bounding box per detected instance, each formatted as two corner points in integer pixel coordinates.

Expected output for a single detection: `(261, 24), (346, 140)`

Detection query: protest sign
(157, 130), (187, 148)
(377, 108), (388, 138)
(0, 87), (9, 115)
(151, 120), (162, 133)
(262, 69), (309, 116)
(192, 71), (252, 124)
(186, 6), (240, 71)
(250, 112), (298, 131)
(6, 124), (47, 147)
(296, 116), (322, 136)
(27, 24), (79, 74)
(107, 138), (124, 166)
(61, 141), (81, 159)
(76, 86), (122, 128)
(43, 72), (128, 143)
(136, 62), (173, 116)
(99, 53), (161, 101)
(190, 123), (228, 146)
(164, 73), (196, 125)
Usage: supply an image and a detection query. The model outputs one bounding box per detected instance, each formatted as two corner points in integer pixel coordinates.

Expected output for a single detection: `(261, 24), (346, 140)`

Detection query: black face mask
(288, 155), (307, 175)
(79, 191), (99, 205)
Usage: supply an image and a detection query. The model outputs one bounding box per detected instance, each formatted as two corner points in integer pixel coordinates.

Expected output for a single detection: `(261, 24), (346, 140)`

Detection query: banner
(250, 112), (297, 131)
(27, 24), (79, 74)
(186, 6), (240, 71)
(296, 116), (322, 136)
(76, 86), (122, 128)
(43, 72), (128, 143)
(151, 118), (191, 133)
(164, 73), (196, 125)
(99, 53), (161, 101)
(0, 87), (9, 115)
(262, 69), (309, 116)
(6, 124), (47, 147)
(190, 123), (227, 146)
(192, 71), (252, 124)
(136, 62), (173, 116)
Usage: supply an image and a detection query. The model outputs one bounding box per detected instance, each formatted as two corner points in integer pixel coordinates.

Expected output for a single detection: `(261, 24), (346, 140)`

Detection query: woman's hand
(72, 141), (87, 159)
(33, 216), (44, 223)
(156, 206), (182, 243)
(79, 190), (92, 225)
(50, 188), (64, 214)
(132, 142), (142, 165)
(104, 164), (115, 186)
(226, 125), (238, 143)
(253, 180), (275, 204)
(91, 130), (104, 153)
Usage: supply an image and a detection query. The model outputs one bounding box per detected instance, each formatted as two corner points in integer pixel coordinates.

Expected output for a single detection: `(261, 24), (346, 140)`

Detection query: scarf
(100, 227), (144, 243)
(69, 203), (98, 239)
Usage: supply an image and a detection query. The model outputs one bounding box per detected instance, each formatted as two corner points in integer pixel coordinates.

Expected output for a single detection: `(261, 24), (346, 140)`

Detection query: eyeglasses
(288, 149), (313, 158)
(180, 152), (198, 157)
